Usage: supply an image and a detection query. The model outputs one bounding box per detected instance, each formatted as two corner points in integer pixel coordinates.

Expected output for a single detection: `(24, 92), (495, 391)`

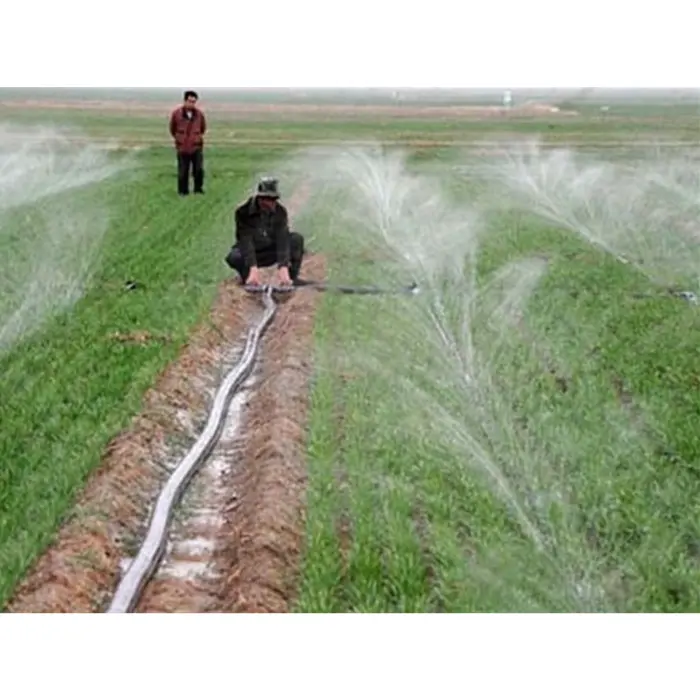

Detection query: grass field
(1, 91), (699, 612)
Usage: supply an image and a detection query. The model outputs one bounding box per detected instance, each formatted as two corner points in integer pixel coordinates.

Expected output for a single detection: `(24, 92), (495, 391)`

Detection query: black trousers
(177, 149), (204, 195)
(225, 232), (305, 281)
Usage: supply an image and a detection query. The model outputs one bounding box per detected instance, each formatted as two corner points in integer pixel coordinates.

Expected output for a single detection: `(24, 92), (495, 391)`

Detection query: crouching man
(225, 177), (305, 287)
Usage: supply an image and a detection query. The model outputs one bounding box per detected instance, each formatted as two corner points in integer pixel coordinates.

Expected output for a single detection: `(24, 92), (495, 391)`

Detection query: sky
(4, 0), (697, 88)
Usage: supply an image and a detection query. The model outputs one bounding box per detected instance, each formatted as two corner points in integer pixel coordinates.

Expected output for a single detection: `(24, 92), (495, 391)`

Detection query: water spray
(472, 136), (700, 300)
(277, 143), (626, 611)
(0, 123), (127, 354)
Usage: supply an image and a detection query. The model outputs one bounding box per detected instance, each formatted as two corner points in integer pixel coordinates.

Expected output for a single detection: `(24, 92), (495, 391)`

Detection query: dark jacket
(169, 106), (207, 154)
(234, 197), (291, 268)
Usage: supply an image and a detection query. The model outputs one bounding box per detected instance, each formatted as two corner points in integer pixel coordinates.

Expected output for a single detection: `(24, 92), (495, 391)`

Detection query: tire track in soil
(7, 184), (321, 613)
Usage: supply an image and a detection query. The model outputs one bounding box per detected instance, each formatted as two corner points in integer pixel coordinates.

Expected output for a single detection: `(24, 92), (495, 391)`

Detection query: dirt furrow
(135, 254), (325, 613)
(132, 352), (258, 614)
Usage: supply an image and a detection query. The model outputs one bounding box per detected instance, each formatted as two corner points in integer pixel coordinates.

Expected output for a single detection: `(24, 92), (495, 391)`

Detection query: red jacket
(169, 106), (207, 154)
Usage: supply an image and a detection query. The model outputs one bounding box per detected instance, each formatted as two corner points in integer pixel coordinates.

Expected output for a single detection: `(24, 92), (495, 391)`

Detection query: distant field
(0, 94), (697, 152)
(2, 93), (700, 612)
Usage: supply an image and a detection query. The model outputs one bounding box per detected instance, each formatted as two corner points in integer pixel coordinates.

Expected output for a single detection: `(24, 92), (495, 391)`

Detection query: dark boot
(289, 231), (305, 282)
(225, 246), (249, 282)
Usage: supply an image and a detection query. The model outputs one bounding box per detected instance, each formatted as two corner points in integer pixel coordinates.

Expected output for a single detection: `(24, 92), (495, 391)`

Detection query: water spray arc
(280, 143), (674, 611)
(0, 124), (127, 354)
(473, 137), (700, 297)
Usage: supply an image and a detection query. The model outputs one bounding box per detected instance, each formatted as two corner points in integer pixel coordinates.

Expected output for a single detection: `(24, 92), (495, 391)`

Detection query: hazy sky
(5, 0), (696, 87)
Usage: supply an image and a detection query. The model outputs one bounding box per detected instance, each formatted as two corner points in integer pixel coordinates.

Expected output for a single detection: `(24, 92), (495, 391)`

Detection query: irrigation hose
(243, 281), (421, 296)
(106, 287), (277, 613)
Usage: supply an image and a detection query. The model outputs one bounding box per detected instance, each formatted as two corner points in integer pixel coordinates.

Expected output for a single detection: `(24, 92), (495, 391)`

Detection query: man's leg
(225, 245), (249, 283)
(289, 231), (306, 281)
(177, 153), (191, 196)
(192, 149), (205, 194)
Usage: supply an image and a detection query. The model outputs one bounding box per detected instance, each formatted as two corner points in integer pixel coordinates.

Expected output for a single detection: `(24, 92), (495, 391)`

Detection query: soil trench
(7, 186), (323, 614)
(216, 271), (322, 613)
(136, 255), (325, 613)
(130, 346), (258, 614)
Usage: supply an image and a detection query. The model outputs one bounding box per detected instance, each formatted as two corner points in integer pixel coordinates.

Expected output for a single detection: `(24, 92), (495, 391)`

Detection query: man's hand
(246, 266), (261, 287)
(276, 266), (292, 287)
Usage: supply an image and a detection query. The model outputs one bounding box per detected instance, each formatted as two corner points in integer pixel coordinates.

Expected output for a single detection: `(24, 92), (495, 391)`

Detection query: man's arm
(235, 208), (257, 269)
(168, 111), (177, 138)
(275, 207), (291, 269)
(200, 111), (207, 135)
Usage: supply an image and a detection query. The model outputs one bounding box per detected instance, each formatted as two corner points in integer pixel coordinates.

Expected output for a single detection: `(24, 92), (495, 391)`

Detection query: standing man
(225, 177), (306, 287)
(168, 90), (207, 196)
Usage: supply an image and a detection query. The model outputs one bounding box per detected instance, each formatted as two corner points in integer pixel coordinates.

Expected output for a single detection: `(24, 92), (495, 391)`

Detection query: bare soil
(0, 98), (578, 119)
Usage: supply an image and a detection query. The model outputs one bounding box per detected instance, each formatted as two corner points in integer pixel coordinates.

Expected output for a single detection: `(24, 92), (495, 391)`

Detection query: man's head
(183, 90), (199, 108)
(255, 176), (281, 211)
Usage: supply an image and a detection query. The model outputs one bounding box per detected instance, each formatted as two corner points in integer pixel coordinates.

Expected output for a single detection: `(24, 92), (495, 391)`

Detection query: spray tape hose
(243, 281), (421, 296)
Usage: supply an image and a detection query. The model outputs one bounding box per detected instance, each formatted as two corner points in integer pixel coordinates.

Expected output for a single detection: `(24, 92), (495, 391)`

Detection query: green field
(1, 91), (699, 612)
